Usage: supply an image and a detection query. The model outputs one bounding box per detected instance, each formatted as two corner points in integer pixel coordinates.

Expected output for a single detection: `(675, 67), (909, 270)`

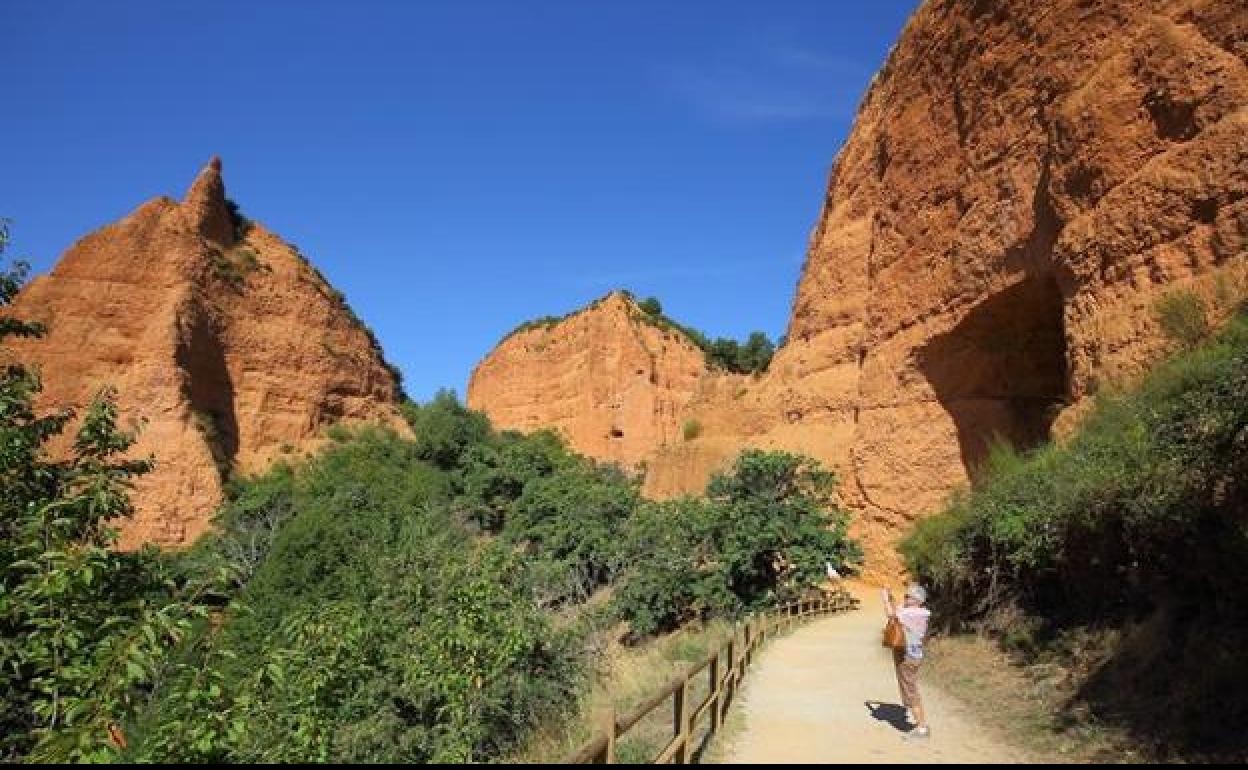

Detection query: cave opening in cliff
(917, 274), (1069, 479)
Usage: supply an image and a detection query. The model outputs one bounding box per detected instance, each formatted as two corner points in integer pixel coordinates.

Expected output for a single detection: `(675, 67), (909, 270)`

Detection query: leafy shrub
(125, 395), (863, 760)
(505, 462), (639, 605)
(682, 418), (702, 441)
(400, 390), (492, 471)
(614, 450), (861, 636)
(612, 498), (734, 636)
(1156, 289), (1211, 348)
(131, 427), (584, 763)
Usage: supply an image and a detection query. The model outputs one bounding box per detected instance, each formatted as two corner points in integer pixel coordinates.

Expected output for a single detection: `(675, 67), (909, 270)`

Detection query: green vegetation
(682, 418), (702, 441)
(209, 244), (263, 291)
(1156, 288), (1212, 348)
(6, 387), (850, 763)
(0, 222), (217, 762)
(630, 293), (775, 375)
(903, 304), (1248, 761)
(615, 451), (859, 636)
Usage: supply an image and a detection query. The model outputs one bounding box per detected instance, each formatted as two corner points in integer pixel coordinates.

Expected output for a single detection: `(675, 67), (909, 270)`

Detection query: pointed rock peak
(183, 156), (234, 247)
(184, 156), (225, 205)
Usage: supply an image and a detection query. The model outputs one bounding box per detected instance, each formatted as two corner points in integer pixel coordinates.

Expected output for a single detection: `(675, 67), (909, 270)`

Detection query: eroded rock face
(467, 293), (714, 466)
(470, 0), (1248, 578)
(2, 159), (407, 547)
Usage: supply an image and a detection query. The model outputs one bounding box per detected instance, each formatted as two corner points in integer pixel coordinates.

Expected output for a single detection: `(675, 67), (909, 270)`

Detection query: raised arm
(881, 588), (896, 619)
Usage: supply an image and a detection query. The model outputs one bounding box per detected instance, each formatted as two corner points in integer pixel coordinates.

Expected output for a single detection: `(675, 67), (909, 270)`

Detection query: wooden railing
(563, 588), (860, 764)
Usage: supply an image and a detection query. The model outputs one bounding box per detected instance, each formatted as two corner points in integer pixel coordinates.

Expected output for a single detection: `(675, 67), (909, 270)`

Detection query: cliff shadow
(916, 274), (1069, 478)
(179, 303), (239, 479)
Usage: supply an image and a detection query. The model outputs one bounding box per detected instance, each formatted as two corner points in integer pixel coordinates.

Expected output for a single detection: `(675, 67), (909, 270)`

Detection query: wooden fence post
(709, 652), (721, 732)
(673, 677), (691, 763)
(744, 620), (753, 666)
(602, 704), (616, 764)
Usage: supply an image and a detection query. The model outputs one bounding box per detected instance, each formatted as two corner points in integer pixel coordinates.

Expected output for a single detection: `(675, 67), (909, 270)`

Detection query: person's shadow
(865, 701), (911, 732)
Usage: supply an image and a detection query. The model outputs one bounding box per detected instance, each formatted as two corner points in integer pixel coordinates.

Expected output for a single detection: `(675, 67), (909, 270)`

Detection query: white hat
(905, 584), (928, 604)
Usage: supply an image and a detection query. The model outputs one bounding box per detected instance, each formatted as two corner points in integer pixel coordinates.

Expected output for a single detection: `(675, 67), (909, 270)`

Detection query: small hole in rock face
(1192, 198), (1217, 225)
(1144, 90), (1198, 142)
(610, 428), (624, 439)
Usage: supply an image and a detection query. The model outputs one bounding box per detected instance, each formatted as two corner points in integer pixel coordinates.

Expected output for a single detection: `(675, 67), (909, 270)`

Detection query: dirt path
(719, 584), (1030, 764)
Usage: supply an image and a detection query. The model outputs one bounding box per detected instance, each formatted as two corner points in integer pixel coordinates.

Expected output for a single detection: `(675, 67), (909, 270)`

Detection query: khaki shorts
(893, 650), (923, 709)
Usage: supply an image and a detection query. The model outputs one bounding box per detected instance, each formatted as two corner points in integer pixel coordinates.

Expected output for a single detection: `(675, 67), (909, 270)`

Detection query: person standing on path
(883, 584), (932, 740)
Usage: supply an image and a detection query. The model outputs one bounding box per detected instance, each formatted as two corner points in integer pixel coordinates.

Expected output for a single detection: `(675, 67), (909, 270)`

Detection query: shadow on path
(865, 701), (910, 733)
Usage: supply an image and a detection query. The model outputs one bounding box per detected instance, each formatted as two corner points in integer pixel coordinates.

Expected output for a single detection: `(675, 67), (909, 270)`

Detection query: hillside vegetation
(126, 403), (857, 763)
(903, 297), (1248, 761)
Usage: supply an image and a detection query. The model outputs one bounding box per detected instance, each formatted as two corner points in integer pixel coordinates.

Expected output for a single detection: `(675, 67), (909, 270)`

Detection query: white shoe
(903, 727), (930, 741)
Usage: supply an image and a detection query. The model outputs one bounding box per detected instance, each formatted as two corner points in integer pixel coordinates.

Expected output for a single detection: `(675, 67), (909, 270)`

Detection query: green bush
(400, 389), (492, 471)
(611, 498), (734, 636)
(130, 425), (585, 763)
(614, 450), (861, 636)
(505, 462), (639, 605)
(682, 418), (702, 441)
(124, 395), (863, 760)
(1156, 289), (1211, 348)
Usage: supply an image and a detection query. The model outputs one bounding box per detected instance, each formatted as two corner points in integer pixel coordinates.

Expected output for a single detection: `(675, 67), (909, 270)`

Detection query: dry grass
(509, 620), (735, 763)
(924, 634), (1141, 763)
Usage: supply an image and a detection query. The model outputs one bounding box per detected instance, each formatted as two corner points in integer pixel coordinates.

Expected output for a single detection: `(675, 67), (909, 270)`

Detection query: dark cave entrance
(916, 274), (1069, 479)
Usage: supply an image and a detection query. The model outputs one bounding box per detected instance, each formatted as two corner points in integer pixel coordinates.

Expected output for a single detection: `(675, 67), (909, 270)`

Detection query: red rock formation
(2, 158), (407, 547)
(467, 293), (714, 466)
(469, 0), (1248, 578)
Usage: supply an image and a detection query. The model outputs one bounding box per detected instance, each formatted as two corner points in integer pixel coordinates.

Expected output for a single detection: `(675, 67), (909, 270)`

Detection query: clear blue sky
(4, 0), (917, 401)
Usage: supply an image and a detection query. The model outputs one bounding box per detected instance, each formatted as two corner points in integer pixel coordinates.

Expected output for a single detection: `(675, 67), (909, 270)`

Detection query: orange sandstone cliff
(468, 293), (715, 467)
(2, 158), (407, 547)
(468, 0), (1248, 577)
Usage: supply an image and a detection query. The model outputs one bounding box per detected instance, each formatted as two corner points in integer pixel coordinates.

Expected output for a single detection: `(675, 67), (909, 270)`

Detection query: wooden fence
(563, 589), (860, 764)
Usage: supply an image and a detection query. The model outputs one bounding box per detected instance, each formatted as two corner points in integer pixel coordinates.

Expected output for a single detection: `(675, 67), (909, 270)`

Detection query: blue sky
(4, 0), (917, 401)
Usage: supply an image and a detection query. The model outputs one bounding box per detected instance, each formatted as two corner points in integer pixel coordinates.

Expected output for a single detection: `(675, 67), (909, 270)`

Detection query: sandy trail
(720, 585), (1028, 764)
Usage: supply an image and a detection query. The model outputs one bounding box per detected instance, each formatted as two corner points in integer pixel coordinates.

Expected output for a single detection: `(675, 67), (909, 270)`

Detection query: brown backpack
(882, 616), (906, 650)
